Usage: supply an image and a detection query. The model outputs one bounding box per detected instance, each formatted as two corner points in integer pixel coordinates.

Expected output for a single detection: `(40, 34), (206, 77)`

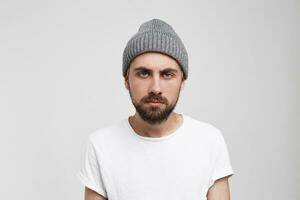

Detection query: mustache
(142, 93), (168, 104)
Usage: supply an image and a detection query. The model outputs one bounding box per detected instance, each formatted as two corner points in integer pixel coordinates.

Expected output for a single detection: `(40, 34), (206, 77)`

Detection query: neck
(128, 112), (183, 138)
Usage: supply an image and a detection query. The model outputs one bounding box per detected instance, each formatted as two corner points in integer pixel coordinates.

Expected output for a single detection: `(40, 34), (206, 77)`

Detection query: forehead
(130, 52), (181, 71)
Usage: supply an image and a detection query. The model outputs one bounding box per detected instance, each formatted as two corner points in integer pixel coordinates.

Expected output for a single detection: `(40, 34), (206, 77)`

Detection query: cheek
(165, 84), (181, 99)
(129, 80), (148, 98)
(167, 88), (179, 98)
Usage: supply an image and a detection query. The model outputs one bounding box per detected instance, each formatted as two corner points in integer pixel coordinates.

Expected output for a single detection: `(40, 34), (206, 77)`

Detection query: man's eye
(163, 73), (174, 79)
(138, 71), (149, 78)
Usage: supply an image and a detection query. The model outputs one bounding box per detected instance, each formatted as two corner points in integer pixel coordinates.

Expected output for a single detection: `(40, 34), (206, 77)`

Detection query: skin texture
(84, 52), (232, 200)
(207, 176), (231, 200)
(84, 187), (106, 200)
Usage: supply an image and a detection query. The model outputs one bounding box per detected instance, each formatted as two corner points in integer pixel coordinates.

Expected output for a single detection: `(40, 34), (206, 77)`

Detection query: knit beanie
(122, 18), (189, 79)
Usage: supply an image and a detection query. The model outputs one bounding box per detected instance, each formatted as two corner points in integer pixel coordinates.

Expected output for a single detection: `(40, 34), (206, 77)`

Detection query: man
(77, 18), (234, 200)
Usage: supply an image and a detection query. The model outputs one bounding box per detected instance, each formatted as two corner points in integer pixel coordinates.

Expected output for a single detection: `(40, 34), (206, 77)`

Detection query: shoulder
(88, 118), (126, 146)
(183, 114), (224, 142)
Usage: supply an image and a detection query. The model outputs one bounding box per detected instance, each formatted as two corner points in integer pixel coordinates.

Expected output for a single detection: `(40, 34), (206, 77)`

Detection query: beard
(128, 86), (181, 125)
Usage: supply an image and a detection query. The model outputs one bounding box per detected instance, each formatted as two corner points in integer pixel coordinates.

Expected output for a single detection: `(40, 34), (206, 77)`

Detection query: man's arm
(206, 176), (231, 200)
(85, 187), (107, 200)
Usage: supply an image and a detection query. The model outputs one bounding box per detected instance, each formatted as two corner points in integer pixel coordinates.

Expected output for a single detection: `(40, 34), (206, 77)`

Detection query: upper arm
(85, 187), (107, 200)
(207, 176), (231, 200)
(77, 136), (109, 199)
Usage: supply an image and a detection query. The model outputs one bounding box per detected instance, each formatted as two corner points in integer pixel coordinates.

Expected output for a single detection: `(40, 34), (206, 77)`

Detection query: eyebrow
(133, 66), (179, 73)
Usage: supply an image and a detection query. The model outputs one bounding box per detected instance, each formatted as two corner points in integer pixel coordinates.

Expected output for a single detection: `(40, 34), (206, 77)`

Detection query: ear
(180, 79), (185, 91)
(124, 76), (130, 91)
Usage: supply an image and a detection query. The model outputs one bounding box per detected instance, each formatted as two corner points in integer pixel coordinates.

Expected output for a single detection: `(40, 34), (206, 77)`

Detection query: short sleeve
(76, 136), (108, 198)
(208, 130), (234, 188)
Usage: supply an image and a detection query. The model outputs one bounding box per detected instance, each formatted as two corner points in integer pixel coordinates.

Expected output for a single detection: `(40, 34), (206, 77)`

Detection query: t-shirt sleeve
(208, 130), (234, 188)
(76, 136), (108, 198)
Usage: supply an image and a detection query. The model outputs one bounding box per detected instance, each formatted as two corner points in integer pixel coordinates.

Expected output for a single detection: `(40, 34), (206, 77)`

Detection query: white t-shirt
(77, 114), (234, 200)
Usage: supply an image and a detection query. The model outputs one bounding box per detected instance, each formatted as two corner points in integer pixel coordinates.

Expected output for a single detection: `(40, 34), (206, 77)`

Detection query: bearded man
(77, 18), (234, 200)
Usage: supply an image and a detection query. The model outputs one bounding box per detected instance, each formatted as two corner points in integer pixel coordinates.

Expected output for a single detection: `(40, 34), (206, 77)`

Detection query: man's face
(124, 52), (185, 125)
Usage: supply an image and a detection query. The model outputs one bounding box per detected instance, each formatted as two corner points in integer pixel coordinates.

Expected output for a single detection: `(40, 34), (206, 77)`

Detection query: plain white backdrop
(0, 0), (299, 199)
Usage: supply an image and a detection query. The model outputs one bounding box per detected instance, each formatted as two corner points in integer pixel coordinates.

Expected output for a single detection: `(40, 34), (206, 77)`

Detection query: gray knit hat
(122, 18), (188, 79)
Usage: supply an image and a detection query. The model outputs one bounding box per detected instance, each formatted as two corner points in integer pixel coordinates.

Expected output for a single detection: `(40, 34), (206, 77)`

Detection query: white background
(0, 0), (299, 199)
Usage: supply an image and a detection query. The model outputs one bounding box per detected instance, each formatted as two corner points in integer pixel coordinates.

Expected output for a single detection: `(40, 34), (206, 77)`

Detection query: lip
(146, 101), (163, 106)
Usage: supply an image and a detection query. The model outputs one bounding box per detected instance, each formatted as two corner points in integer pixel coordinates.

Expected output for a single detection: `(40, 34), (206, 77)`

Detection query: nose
(148, 74), (162, 95)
